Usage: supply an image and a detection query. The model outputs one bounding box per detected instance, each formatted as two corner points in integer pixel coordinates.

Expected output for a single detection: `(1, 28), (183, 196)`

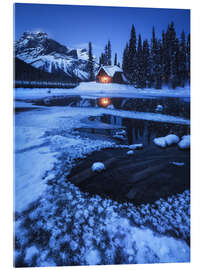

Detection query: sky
(14, 3), (190, 63)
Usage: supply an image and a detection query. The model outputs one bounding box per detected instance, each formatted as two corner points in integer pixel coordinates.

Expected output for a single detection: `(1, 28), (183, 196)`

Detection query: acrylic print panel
(14, 2), (190, 267)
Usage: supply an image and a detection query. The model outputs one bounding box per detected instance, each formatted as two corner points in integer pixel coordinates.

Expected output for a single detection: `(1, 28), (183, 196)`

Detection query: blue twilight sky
(14, 3), (190, 63)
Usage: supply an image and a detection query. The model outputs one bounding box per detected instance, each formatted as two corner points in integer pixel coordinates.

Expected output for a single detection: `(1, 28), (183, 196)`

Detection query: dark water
(17, 94), (190, 145)
(77, 115), (190, 145)
(30, 95), (190, 118)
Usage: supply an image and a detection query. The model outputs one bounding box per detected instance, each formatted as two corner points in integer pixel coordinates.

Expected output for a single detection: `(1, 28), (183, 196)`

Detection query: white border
(1, 0), (202, 269)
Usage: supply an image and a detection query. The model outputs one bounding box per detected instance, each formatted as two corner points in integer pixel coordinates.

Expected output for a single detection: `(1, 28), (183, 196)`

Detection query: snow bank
(91, 162), (105, 172)
(153, 134), (179, 148)
(14, 82), (190, 100)
(129, 143), (143, 150)
(178, 135), (190, 149)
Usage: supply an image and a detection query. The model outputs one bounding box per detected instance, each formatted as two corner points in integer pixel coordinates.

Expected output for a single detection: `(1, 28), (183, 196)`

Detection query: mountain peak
(15, 31), (68, 56)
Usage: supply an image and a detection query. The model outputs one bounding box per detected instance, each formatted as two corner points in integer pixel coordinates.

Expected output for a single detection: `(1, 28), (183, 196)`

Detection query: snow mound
(171, 162), (185, 166)
(153, 134), (179, 148)
(178, 135), (190, 149)
(127, 150), (134, 155)
(165, 134), (180, 146)
(153, 137), (167, 148)
(155, 104), (164, 112)
(129, 144), (143, 150)
(91, 162), (105, 172)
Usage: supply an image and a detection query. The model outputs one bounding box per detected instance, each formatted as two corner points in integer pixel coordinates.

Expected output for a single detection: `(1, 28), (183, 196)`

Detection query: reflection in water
(95, 114), (190, 145)
(98, 97), (111, 107)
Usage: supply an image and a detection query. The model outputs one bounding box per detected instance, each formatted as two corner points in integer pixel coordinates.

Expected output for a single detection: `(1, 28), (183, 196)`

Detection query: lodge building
(96, 65), (128, 84)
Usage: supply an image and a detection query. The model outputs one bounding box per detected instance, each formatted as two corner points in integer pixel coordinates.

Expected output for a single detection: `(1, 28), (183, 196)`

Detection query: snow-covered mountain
(15, 31), (97, 81)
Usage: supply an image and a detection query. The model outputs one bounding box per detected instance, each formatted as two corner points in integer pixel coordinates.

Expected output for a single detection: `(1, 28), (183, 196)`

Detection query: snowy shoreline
(14, 93), (190, 266)
(14, 82), (190, 100)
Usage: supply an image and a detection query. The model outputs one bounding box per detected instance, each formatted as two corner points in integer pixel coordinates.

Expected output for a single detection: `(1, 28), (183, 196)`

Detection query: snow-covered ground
(14, 96), (190, 266)
(14, 82), (190, 100)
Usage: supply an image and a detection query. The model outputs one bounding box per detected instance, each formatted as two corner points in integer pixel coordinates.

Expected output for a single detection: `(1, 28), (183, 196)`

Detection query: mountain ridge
(15, 31), (98, 82)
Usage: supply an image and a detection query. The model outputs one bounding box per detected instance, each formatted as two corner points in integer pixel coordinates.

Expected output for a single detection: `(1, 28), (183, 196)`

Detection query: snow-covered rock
(153, 134), (179, 148)
(153, 137), (167, 148)
(178, 135), (190, 149)
(155, 104), (164, 112)
(127, 150), (134, 155)
(129, 144), (143, 150)
(91, 162), (105, 172)
(165, 134), (180, 146)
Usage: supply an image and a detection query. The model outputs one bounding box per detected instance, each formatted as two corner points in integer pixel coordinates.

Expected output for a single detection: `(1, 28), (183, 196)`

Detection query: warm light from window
(100, 76), (110, 83)
(98, 97), (111, 107)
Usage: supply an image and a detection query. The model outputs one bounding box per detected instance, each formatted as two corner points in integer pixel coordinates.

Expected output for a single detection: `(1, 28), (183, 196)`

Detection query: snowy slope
(15, 31), (98, 81)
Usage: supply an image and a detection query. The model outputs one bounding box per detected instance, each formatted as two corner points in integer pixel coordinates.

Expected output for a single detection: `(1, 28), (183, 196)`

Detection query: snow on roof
(96, 65), (123, 77)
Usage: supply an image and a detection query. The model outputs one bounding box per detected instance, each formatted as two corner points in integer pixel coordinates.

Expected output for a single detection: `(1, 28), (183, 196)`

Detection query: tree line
(87, 21), (190, 89)
(122, 22), (190, 89)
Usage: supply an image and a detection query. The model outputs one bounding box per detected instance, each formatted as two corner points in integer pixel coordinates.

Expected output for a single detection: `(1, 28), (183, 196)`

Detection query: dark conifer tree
(128, 24), (137, 83)
(114, 53), (118, 66)
(104, 44), (108, 65)
(135, 34), (145, 88)
(186, 33), (190, 83)
(107, 40), (112, 65)
(99, 53), (105, 66)
(88, 42), (94, 81)
(142, 39), (151, 87)
(179, 30), (187, 87)
(122, 42), (129, 77)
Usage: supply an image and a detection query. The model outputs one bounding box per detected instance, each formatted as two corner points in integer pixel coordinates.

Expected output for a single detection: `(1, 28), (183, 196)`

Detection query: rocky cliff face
(15, 31), (97, 81)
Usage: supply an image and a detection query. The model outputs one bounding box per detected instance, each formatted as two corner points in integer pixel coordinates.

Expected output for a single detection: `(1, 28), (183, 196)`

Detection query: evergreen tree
(122, 42), (129, 77)
(142, 39), (151, 87)
(104, 44), (108, 65)
(171, 37), (181, 88)
(114, 53), (118, 66)
(107, 40), (112, 65)
(128, 24), (137, 83)
(186, 33), (190, 83)
(135, 34), (145, 88)
(179, 30), (187, 87)
(117, 62), (120, 68)
(88, 42), (94, 81)
(99, 53), (105, 66)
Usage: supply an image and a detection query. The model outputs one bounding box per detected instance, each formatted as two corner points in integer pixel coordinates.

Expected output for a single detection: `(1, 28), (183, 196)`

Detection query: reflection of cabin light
(98, 97), (111, 107)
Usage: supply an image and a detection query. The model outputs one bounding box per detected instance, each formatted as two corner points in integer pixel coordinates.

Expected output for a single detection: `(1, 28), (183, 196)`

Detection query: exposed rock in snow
(178, 135), (190, 149)
(91, 162), (105, 172)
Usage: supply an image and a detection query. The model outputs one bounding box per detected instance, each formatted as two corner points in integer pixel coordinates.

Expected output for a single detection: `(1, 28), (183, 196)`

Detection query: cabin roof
(96, 65), (123, 77)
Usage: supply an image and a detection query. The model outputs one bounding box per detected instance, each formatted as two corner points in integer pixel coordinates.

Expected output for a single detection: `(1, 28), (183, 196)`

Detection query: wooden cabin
(96, 65), (128, 84)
